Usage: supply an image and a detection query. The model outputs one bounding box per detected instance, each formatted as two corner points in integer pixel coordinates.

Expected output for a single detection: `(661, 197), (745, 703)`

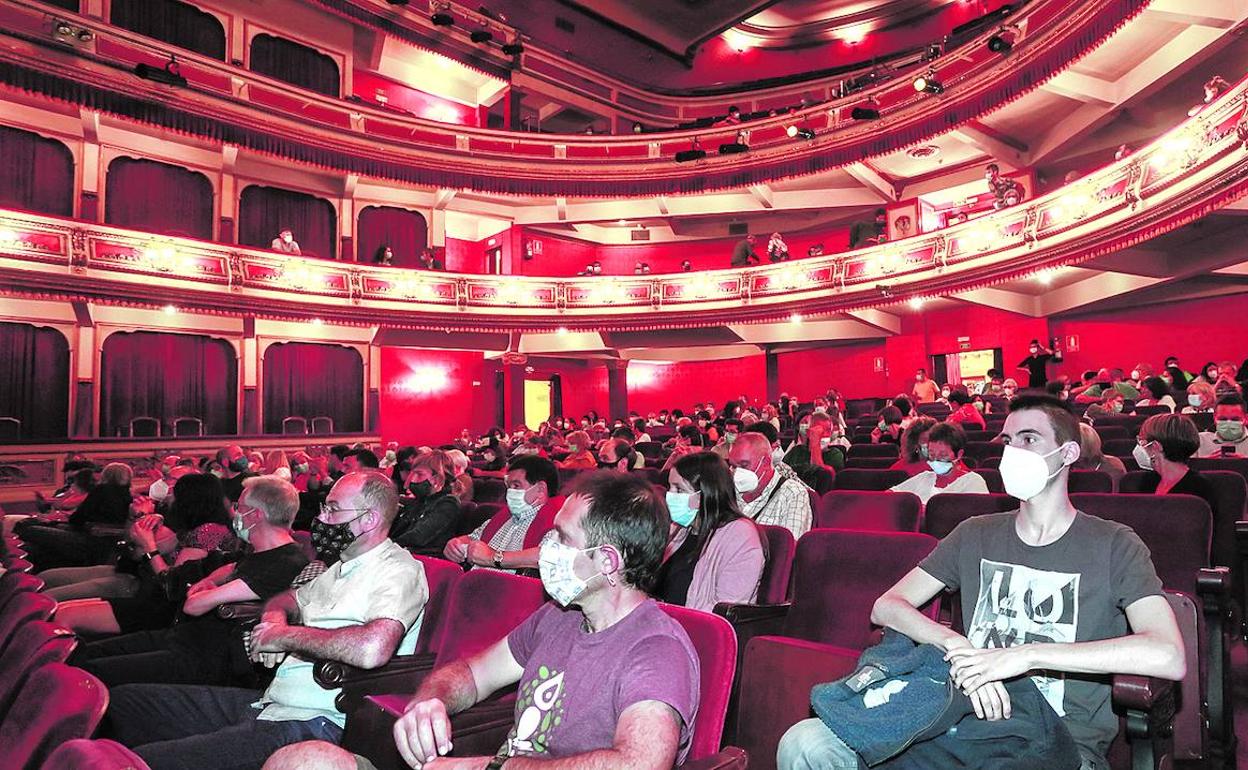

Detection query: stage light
(1036, 270), (1056, 286)
(914, 74), (943, 94)
(786, 125), (815, 140)
(470, 29), (493, 43)
(850, 106), (880, 121)
(134, 57), (187, 88)
(908, 296), (925, 310)
(162, 304), (178, 315)
(556, 326), (569, 335)
(0, 229), (18, 243)
(431, 11), (454, 26)
(310, 317), (325, 326)
(674, 148), (707, 163)
(501, 40), (523, 55)
(987, 34), (1012, 54)
(789, 313), (803, 324)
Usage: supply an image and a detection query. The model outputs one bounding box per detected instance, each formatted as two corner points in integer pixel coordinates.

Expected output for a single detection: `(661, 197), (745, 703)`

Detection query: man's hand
(249, 621), (289, 656)
(443, 536), (471, 564)
(128, 514), (161, 553)
(394, 698), (455, 769)
(464, 539), (494, 567)
(946, 646), (1032, 694)
(966, 681), (1012, 721)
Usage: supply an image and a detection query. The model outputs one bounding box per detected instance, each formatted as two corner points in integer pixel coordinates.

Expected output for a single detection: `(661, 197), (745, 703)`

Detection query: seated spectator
(1132, 413), (1215, 512)
(343, 448), (380, 472)
(558, 430), (598, 470)
(728, 433), (812, 539)
(1135, 376), (1176, 412)
(1198, 393), (1248, 457)
(443, 455), (562, 573)
(912, 369), (940, 403)
(144, 454), (180, 503)
(767, 232), (790, 262)
(9, 465), (94, 538)
(106, 471), (429, 770)
(1164, 357), (1192, 389)
(1001, 377), (1020, 399)
(971, 393), (991, 415)
(743, 421), (786, 465)
(416, 248), (444, 270)
(1073, 423), (1128, 487)
(264, 450), (292, 481)
(779, 394), (1184, 770)
(946, 390), (987, 430)
(889, 423), (988, 504)
(70, 476), (311, 687)
(985, 163), (1024, 208)
(711, 418), (745, 459)
(1199, 361), (1219, 386)
(269, 472), (700, 770)
(661, 424), (706, 472)
(891, 416), (937, 476)
(442, 449), (474, 505)
(783, 412), (844, 487)
(761, 403), (781, 429)
(216, 444), (257, 503)
(598, 437), (639, 472)
(731, 234), (760, 267)
(1212, 360), (1243, 397)
(870, 406), (904, 445)
(390, 450), (461, 557)
(633, 418), (652, 444)
(19, 461), (134, 569)
(1182, 380), (1216, 414)
(892, 396), (916, 427)
(658, 452), (765, 612)
(849, 208), (886, 248)
(1083, 389), (1125, 423)
(373, 245), (394, 266)
(271, 228), (300, 255)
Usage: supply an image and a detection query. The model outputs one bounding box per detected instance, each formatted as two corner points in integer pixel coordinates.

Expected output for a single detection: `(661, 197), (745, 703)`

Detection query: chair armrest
(1112, 675), (1173, 713)
(343, 693), (518, 770)
(713, 602), (790, 638)
(315, 653), (440, 715)
(1112, 674), (1175, 770)
(216, 601), (263, 621)
(680, 747), (748, 770)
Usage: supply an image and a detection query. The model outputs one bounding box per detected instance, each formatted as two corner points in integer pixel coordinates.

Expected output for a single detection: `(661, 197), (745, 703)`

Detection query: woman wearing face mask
(263, 449), (292, 481)
(870, 406), (904, 445)
(557, 430), (598, 470)
(655, 452), (764, 613)
(889, 423), (988, 505)
(1182, 381), (1216, 414)
(1131, 414), (1215, 511)
(1072, 423), (1127, 487)
(945, 390), (987, 430)
(390, 450), (461, 557)
(784, 412), (846, 484)
(1200, 362), (1220, 386)
(1135, 377), (1176, 412)
(891, 417), (937, 476)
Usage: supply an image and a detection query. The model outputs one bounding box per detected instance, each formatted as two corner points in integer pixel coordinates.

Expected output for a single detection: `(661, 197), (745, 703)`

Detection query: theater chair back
(0, 590), (56, 652)
(756, 524), (795, 604)
(783, 530), (938, 649)
(432, 570), (547, 664)
(659, 604), (737, 761)
(409, 555), (464, 656)
(846, 444), (899, 460)
(922, 493), (1018, 539)
(0, 663), (108, 769)
(1070, 493), (1210, 595)
(0, 570), (43, 607)
(831, 469), (908, 491)
(40, 738), (151, 770)
(0, 621), (77, 716)
(815, 490), (921, 532)
(1068, 469), (1113, 493)
(473, 477), (507, 504)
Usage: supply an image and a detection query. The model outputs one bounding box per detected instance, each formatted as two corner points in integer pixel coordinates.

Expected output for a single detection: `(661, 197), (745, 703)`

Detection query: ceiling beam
(844, 162), (898, 202)
(433, 189), (457, 210)
(1143, 0), (1243, 28)
(841, 308), (902, 335)
(1038, 271), (1165, 315)
(949, 288), (1042, 317)
(1040, 70), (1118, 107)
(949, 122), (1028, 168)
(749, 184), (775, 209)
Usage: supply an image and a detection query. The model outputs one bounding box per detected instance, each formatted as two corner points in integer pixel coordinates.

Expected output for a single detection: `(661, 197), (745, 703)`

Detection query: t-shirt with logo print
(919, 511), (1163, 768)
(504, 599), (700, 762)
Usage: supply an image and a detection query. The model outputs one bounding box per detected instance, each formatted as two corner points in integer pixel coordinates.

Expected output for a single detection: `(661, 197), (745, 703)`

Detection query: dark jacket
(69, 484), (132, 528)
(391, 489), (461, 556)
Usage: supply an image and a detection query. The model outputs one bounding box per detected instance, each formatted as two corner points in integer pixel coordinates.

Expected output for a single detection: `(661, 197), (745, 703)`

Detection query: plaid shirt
(470, 506), (542, 573)
(739, 468), (812, 540)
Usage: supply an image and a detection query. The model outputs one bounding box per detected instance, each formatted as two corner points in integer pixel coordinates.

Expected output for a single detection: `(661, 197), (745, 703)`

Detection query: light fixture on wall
(501, 37), (524, 56)
(134, 55), (187, 87)
(430, 3), (455, 26)
(987, 26), (1018, 54)
(786, 125), (816, 140)
(913, 71), (943, 94)
(52, 19), (93, 45)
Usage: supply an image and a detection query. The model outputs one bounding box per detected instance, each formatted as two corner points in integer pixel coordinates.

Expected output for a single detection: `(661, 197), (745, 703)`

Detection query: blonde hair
(1187, 380), (1215, 407)
(566, 430), (591, 450)
(101, 462), (133, 487)
(264, 450), (289, 475)
(1075, 423), (1105, 467)
(410, 449), (453, 491)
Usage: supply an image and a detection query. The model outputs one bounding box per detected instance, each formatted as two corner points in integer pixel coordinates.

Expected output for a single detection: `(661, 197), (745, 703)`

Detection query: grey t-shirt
(919, 511), (1163, 763)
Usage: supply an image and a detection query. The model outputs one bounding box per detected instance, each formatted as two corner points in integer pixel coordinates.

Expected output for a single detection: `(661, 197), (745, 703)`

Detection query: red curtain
(238, 185), (337, 259)
(105, 157), (214, 240)
(249, 34), (340, 97)
(110, 0), (226, 60)
(0, 322), (69, 439)
(263, 342), (363, 433)
(0, 126), (74, 217)
(357, 205), (427, 266)
(99, 331), (237, 437)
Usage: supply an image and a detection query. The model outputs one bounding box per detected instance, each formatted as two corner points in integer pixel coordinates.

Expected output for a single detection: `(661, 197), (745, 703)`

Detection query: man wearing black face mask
(217, 444), (257, 503)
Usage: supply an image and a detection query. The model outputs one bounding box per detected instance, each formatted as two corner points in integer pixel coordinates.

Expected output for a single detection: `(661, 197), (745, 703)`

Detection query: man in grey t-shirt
(779, 394), (1186, 770)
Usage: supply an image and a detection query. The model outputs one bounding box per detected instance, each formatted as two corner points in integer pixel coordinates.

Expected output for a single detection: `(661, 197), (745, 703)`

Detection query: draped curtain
(550, 374), (563, 417)
(0, 125), (74, 217)
(0, 322), (69, 439)
(249, 34), (340, 97)
(357, 205), (427, 266)
(263, 342), (363, 434)
(110, 0), (226, 60)
(105, 157), (214, 240)
(100, 331), (237, 437)
(238, 185), (336, 259)
(43, 0), (79, 10)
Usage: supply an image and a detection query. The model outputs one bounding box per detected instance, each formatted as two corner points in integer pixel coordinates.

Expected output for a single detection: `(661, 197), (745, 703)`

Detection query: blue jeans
(106, 684), (343, 770)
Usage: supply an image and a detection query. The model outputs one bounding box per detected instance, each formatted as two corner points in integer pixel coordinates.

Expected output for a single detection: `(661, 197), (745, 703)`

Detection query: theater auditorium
(0, 0), (1246, 768)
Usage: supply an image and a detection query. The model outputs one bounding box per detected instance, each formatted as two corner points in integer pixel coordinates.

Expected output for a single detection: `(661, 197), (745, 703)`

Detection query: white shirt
(891, 470), (989, 505)
(1136, 395), (1176, 411)
(257, 538), (428, 726)
(1197, 430), (1248, 458)
(737, 471), (812, 540)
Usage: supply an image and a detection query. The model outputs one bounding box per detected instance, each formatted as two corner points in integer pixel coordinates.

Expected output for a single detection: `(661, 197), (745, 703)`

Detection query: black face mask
(229, 457), (250, 473)
(598, 459), (617, 470)
(408, 480), (433, 498)
(310, 515), (363, 564)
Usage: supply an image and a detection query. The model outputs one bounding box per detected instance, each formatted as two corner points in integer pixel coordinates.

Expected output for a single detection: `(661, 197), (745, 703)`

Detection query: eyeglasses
(318, 503), (371, 519)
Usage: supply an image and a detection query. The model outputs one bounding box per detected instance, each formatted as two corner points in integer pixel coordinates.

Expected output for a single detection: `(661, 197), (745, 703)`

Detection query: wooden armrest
(314, 652), (438, 690)
(713, 602), (790, 629)
(680, 747), (748, 770)
(1112, 675), (1173, 713)
(85, 524), (126, 539)
(216, 601), (263, 621)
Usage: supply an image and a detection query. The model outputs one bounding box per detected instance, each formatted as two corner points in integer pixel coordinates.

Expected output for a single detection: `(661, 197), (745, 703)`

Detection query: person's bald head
(329, 470), (400, 529)
(728, 432), (771, 467)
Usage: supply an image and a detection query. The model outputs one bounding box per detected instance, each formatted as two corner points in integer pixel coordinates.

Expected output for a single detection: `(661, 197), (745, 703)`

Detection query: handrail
(0, 0), (1146, 196)
(3, 78), (1245, 331)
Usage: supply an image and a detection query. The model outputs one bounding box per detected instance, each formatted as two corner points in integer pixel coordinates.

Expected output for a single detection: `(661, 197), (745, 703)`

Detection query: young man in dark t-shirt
(1017, 338), (1063, 389)
(778, 394), (1185, 770)
(72, 475), (310, 687)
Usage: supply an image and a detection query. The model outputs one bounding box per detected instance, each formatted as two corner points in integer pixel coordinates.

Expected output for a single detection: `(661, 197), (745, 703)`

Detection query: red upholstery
(0, 621), (77, 716)
(0, 570), (43, 606)
(0, 663), (108, 769)
(756, 524), (795, 604)
(1068, 469), (1113, 493)
(0, 590), (56, 653)
(409, 555), (464, 656)
(1189, 456), (1248, 487)
(815, 490), (921, 532)
(921, 493), (1018, 539)
(659, 603), (737, 761)
(40, 738), (152, 770)
(472, 477), (506, 503)
(843, 457), (899, 469)
(2, 557), (33, 573)
(831, 469), (908, 491)
(976, 468), (1004, 493)
(291, 530), (317, 562)
(479, 496), (564, 551)
(963, 441), (1004, 464)
(845, 444), (899, 459)
(782, 530), (938, 650)
(431, 570), (547, 664)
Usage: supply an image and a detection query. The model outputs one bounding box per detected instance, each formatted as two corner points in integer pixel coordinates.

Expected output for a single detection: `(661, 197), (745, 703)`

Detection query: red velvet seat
(408, 555), (465, 656)
(831, 468), (908, 491)
(1093, 424), (1132, 442)
(472, 477), (506, 503)
(963, 441), (1003, 464)
(2, 556), (33, 573)
(921, 493), (1018, 539)
(40, 738), (151, 770)
(845, 444), (899, 459)
(660, 604), (738, 761)
(843, 457), (898, 469)
(0, 590), (56, 653)
(815, 490), (921, 532)
(0, 663), (108, 769)
(976, 467), (1004, 493)
(0, 621), (77, 717)
(756, 524), (795, 604)
(0, 571), (44, 606)
(806, 465), (835, 495)
(1068, 469), (1113, 493)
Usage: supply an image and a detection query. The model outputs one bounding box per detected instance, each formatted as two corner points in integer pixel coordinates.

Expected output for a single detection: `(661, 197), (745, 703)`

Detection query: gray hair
(241, 475), (299, 527)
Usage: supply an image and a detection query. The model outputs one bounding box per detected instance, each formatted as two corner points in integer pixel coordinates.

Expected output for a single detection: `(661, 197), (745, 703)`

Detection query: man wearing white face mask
(711, 418), (745, 459)
(277, 472), (702, 770)
(780, 394), (1185, 770)
(729, 432), (812, 539)
(443, 455), (564, 573)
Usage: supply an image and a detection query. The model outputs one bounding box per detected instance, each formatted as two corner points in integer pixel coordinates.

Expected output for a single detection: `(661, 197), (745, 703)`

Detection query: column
(366, 344), (381, 432)
(606, 359), (628, 420)
(504, 361), (526, 429)
(80, 140), (101, 222)
(765, 350), (780, 403)
(72, 325), (95, 437)
(241, 317), (259, 434)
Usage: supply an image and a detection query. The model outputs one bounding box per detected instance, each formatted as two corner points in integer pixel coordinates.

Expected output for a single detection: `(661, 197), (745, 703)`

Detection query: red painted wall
(627, 356), (767, 415)
(776, 342), (888, 400)
(559, 364), (610, 420)
(353, 71), (479, 126)
(379, 347), (492, 445)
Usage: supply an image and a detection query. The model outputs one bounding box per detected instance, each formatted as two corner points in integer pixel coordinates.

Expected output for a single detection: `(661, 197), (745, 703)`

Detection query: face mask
(1111, 401), (1123, 413)
(798, 424), (809, 437)
(294, 463), (310, 475)
(1132, 442), (1154, 471)
(724, 433), (737, 444)
(928, 460), (955, 476)
(998, 444), (1069, 502)
(940, 390), (950, 399)
(771, 446), (786, 464)
(538, 536), (598, 607)
(733, 464), (760, 493)
(1162, 376), (1173, 387)
(506, 487), (540, 520)
(915, 375), (923, 382)
(665, 491), (698, 527)
(210, 468), (224, 479)
(1130, 370), (1140, 381)
(878, 421), (886, 431)
(569, 445), (580, 453)
(1060, 391), (1070, 401)
(1029, 347), (1038, 355)
(229, 457), (250, 473)
(1188, 394), (1203, 408)
(409, 480), (433, 498)
(1216, 420), (1245, 442)
(310, 511), (367, 563)
(232, 513), (253, 543)
(973, 401), (986, 413)
(148, 479), (169, 502)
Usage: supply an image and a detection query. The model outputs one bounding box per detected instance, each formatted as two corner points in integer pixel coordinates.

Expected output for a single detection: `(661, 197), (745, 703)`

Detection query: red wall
(559, 364), (610, 419)
(776, 342), (888, 400)
(627, 356), (767, 415)
(353, 71), (479, 126)
(379, 347), (492, 445)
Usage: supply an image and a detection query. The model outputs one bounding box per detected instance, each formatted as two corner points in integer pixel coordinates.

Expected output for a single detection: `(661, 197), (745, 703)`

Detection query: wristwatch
(493, 550), (505, 569)
(485, 752), (509, 770)
(143, 550), (160, 561)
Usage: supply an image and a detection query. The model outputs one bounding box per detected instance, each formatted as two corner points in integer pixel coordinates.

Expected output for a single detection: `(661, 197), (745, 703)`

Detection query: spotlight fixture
(913, 72), (943, 94)
(501, 39), (524, 55)
(385, 0), (410, 5)
(718, 141), (749, 155)
(52, 19), (93, 44)
(850, 105), (880, 121)
(134, 56), (187, 87)
(786, 125), (815, 140)
(470, 28), (493, 43)
(987, 26), (1017, 54)
(431, 8), (455, 26)
(674, 147), (707, 163)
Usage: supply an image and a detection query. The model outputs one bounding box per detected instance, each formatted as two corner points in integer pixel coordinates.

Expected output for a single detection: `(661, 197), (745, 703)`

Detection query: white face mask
(771, 446), (786, 464)
(998, 444), (1070, 501)
(1130, 370), (1140, 381)
(665, 490), (698, 527)
(506, 487), (540, 520)
(538, 536), (599, 607)
(733, 464), (761, 493)
(928, 459), (955, 476)
(1132, 442), (1154, 471)
(1188, 394), (1203, 408)
(148, 478), (169, 502)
